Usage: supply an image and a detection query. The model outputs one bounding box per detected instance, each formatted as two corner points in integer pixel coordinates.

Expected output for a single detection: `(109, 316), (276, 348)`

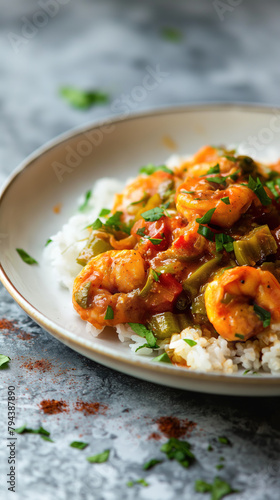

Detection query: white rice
(44, 154), (280, 375)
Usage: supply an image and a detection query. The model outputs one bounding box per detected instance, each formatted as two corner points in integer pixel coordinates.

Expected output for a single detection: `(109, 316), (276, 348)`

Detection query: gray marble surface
(1, 1), (280, 499)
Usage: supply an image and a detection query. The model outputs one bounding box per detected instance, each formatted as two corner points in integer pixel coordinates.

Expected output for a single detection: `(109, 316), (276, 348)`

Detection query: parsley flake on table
(14, 425), (52, 442)
(0, 354), (10, 369)
(86, 218), (103, 231)
(183, 339), (197, 347)
(70, 441), (89, 450)
(60, 87), (109, 109)
(218, 436), (231, 445)
(104, 306), (114, 320)
(161, 27), (183, 42)
(139, 164), (173, 175)
(253, 304), (271, 328)
(127, 478), (149, 487)
(129, 323), (159, 351)
(152, 353), (172, 363)
(143, 458), (162, 470)
(196, 208), (216, 225)
(87, 449), (110, 463)
(16, 249), (38, 265)
(160, 438), (195, 468)
(79, 190), (92, 211)
(195, 476), (238, 500)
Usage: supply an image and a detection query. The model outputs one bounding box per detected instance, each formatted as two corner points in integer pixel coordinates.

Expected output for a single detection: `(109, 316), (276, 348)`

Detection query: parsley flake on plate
(139, 164), (173, 175)
(152, 353), (172, 363)
(87, 449), (110, 463)
(0, 354), (10, 369)
(197, 225), (215, 241)
(183, 339), (197, 347)
(221, 197), (230, 205)
(141, 207), (165, 222)
(215, 233), (234, 253)
(203, 164), (220, 176)
(79, 190), (92, 211)
(16, 249), (38, 265)
(45, 238), (52, 247)
(129, 323), (159, 351)
(196, 208), (216, 225)
(60, 87), (109, 109)
(99, 208), (111, 217)
(136, 227), (146, 237)
(247, 176), (272, 206)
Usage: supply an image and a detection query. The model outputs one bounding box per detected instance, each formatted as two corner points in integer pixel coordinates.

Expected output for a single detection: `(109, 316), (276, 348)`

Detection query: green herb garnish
(143, 459), (162, 470)
(87, 218), (103, 231)
(215, 233), (234, 253)
(197, 225), (215, 241)
(141, 207), (165, 222)
(147, 237), (163, 245)
(60, 87), (109, 109)
(87, 449), (110, 463)
(130, 194), (148, 206)
(253, 304), (271, 328)
(151, 269), (160, 282)
(127, 478), (149, 487)
(104, 306), (114, 320)
(208, 176), (227, 186)
(208, 444), (213, 451)
(129, 323), (159, 350)
(99, 208), (111, 217)
(216, 464), (224, 470)
(195, 477), (237, 500)
(235, 333), (244, 340)
(181, 190), (195, 194)
(218, 436), (230, 445)
(196, 208), (216, 225)
(14, 425), (50, 438)
(160, 438), (195, 468)
(161, 27), (182, 42)
(45, 238), (52, 247)
(79, 190), (92, 211)
(0, 355), (10, 369)
(224, 155), (237, 162)
(136, 227), (146, 237)
(266, 178), (280, 199)
(203, 164), (220, 176)
(229, 169), (240, 181)
(70, 441), (89, 450)
(247, 176), (272, 206)
(16, 249), (38, 265)
(184, 339), (197, 347)
(221, 197), (230, 205)
(139, 164), (173, 175)
(152, 353), (172, 363)
(41, 436), (54, 443)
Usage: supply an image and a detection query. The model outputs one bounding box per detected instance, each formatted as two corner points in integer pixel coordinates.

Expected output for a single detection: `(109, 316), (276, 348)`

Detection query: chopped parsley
(70, 441), (89, 450)
(221, 197), (230, 205)
(14, 425), (52, 442)
(87, 449), (110, 463)
(243, 369), (251, 375)
(79, 190), (92, 211)
(218, 436), (231, 445)
(247, 176), (272, 206)
(208, 176), (226, 186)
(129, 323), (159, 350)
(87, 218), (103, 231)
(127, 478), (149, 487)
(266, 178), (280, 199)
(253, 304), (271, 328)
(195, 477), (237, 499)
(130, 194), (148, 205)
(16, 249), (38, 265)
(224, 155), (238, 162)
(136, 227), (146, 237)
(139, 164), (173, 175)
(160, 438), (195, 468)
(161, 27), (182, 42)
(152, 353), (172, 363)
(234, 333), (244, 340)
(216, 464), (224, 470)
(60, 87), (109, 109)
(45, 238), (52, 247)
(215, 233), (234, 253)
(197, 225), (215, 241)
(184, 339), (197, 347)
(104, 306), (114, 320)
(181, 190), (195, 194)
(151, 269), (160, 282)
(146, 237), (163, 245)
(99, 208), (111, 217)
(229, 169), (240, 181)
(203, 164), (220, 176)
(141, 207), (165, 222)
(196, 208), (216, 225)
(0, 354), (10, 369)
(143, 458), (162, 470)
(208, 444), (213, 452)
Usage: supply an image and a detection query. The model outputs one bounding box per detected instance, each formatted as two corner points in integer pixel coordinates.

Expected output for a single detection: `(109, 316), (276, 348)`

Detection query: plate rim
(1, 102), (280, 390)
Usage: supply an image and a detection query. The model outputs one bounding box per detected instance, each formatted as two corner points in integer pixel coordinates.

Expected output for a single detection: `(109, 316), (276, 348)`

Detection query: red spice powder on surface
(21, 359), (53, 372)
(74, 401), (108, 416)
(148, 432), (161, 441)
(17, 331), (33, 341)
(0, 318), (17, 331)
(156, 416), (196, 439)
(39, 399), (69, 414)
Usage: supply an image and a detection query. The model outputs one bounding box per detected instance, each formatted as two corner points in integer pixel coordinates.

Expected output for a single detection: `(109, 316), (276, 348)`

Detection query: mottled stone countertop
(1, 1), (280, 499)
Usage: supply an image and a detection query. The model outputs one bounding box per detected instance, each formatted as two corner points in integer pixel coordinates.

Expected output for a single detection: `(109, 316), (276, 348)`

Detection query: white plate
(1, 104), (280, 396)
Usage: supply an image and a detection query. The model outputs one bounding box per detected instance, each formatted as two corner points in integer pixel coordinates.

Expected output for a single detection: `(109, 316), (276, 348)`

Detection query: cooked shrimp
(73, 250), (146, 329)
(176, 178), (255, 228)
(205, 267), (280, 341)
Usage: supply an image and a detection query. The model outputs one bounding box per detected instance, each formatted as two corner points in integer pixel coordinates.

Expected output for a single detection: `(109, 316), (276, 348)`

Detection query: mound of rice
(44, 156), (280, 375)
